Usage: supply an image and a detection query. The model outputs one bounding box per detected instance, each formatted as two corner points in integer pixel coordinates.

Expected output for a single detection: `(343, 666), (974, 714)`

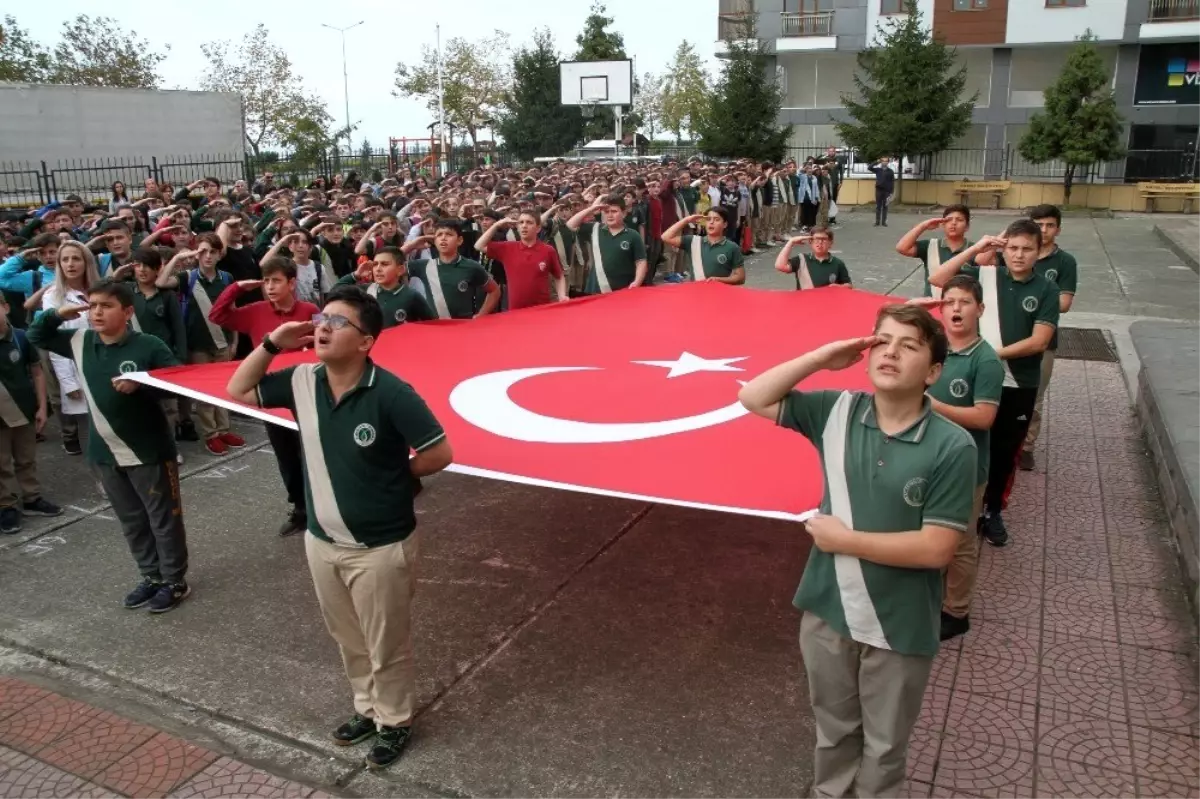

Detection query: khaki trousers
(187, 348), (231, 439)
(800, 613), (933, 799)
(306, 532), (420, 728)
(664, 243), (685, 274)
(1023, 349), (1055, 452)
(0, 423), (40, 507)
(942, 484), (987, 619)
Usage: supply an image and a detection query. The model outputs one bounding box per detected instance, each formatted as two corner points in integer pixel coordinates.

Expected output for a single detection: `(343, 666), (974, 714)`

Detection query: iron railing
(1147, 0), (1199, 20)
(781, 10), (835, 36)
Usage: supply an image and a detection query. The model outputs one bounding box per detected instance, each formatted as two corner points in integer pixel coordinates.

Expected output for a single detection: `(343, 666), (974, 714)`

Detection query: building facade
(716, 0), (1199, 179)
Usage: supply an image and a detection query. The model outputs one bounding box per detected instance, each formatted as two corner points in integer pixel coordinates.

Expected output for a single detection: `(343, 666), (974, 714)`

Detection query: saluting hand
(815, 336), (882, 371)
(56, 303), (91, 321)
(268, 320), (315, 351)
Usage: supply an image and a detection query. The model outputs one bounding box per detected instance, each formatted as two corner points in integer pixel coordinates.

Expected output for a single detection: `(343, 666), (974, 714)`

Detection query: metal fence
(0, 146), (515, 209)
(922, 147), (1199, 183)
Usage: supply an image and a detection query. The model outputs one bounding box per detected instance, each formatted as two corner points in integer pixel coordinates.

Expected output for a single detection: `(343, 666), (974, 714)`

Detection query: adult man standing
(869, 157), (896, 227)
(566, 195), (648, 294)
(739, 304), (975, 799)
(227, 285), (453, 770)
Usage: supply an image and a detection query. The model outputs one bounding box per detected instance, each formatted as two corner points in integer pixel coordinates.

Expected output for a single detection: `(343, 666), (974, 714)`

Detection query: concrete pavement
(0, 213), (1196, 797)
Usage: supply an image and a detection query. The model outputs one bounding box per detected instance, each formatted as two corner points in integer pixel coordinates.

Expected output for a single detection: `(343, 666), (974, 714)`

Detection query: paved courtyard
(0, 212), (1195, 797)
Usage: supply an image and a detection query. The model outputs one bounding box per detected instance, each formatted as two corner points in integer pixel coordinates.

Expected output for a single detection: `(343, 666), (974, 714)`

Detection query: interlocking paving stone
(95, 732), (219, 798)
(0, 746), (117, 798)
(168, 757), (316, 798)
(34, 706), (157, 779)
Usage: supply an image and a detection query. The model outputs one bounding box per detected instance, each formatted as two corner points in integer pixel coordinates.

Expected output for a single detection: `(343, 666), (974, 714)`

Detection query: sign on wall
(1135, 43), (1200, 106)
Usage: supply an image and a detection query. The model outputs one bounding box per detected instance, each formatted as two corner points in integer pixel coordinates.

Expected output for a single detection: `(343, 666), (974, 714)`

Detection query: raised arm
(474, 217), (514, 253)
(566, 200), (604, 232)
(739, 337), (880, 422)
(661, 214), (703, 249)
(896, 217), (943, 258)
(775, 235), (809, 273)
(928, 236), (1003, 288)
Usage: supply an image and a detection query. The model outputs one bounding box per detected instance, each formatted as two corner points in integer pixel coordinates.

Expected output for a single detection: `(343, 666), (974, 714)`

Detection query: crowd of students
(0, 156), (1075, 782)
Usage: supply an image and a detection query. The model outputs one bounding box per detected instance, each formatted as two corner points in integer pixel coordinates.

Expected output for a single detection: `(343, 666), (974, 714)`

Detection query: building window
(1045, 0), (1086, 6)
(953, 0), (988, 9)
(880, 0), (905, 13)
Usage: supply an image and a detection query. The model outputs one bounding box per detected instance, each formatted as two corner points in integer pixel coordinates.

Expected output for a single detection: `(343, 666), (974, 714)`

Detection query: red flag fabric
(132, 283), (898, 520)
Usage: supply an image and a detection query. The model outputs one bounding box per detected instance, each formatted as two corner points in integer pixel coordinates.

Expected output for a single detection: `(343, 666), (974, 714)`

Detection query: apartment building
(716, 0), (1199, 178)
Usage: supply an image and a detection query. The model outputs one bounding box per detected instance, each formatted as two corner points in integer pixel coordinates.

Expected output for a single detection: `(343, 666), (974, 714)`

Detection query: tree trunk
(1063, 164), (1075, 205)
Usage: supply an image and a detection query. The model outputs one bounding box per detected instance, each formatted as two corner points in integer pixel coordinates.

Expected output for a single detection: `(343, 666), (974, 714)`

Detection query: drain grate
(1056, 327), (1119, 362)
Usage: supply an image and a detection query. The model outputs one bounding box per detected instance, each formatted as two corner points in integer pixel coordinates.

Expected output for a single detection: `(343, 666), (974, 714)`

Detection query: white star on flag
(632, 352), (749, 379)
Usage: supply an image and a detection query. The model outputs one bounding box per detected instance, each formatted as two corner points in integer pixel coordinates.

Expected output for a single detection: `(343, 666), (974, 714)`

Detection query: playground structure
(387, 135), (501, 178)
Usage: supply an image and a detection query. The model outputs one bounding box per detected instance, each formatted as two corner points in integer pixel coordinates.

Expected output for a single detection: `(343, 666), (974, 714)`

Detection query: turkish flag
(133, 284), (898, 520)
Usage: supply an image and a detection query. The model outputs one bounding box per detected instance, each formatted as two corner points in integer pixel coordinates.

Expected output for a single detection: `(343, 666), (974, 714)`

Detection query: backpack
(179, 269), (232, 319)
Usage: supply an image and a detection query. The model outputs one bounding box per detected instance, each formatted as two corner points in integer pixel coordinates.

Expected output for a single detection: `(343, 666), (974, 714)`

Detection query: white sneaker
(176, 453), (184, 465)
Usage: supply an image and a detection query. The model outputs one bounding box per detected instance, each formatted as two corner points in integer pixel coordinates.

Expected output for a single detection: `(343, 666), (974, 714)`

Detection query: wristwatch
(261, 334), (282, 355)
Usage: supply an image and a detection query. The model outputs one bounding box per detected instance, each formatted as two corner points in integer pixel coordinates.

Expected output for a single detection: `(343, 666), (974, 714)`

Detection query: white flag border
(124, 371), (820, 524)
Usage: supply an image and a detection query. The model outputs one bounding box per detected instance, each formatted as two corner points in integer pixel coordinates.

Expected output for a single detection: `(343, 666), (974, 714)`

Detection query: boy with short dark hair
(895, 205), (973, 297)
(28, 279), (188, 612)
(775, 226), (851, 289)
(0, 293), (61, 534)
(405, 219), (500, 319)
(339, 247), (436, 328)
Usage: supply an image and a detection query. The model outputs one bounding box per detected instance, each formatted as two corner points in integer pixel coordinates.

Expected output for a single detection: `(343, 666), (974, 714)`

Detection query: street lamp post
(321, 20), (364, 156)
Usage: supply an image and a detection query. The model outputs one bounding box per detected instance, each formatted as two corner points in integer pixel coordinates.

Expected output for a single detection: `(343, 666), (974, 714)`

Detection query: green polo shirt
(963, 264), (1060, 389)
(133, 288), (187, 361)
(28, 312), (180, 466)
(916, 238), (972, 297)
(0, 327), (39, 427)
(927, 338), (1004, 486)
(184, 270), (235, 353)
(256, 360), (446, 549)
(546, 221), (577, 267)
(336, 274), (437, 328)
(1001, 248), (1077, 351)
(786, 254), (851, 287)
(408, 256), (490, 320)
(680, 234), (744, 280)
(576, 222), (646, 294)
(778, 390), (976, 657)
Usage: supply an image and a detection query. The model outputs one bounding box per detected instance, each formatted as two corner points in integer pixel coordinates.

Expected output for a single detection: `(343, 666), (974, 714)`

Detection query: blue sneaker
(148, 582), (191, 613)
(124, 578), (161, 609)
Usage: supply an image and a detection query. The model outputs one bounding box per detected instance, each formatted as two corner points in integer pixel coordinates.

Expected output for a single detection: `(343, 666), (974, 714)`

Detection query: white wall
(1005, 0), (1128, 43)
(0, 84), (244, 164)
(1008, 44), (1117, 106)
(781, 52), (859, 108)
(866, 0), (934, 46)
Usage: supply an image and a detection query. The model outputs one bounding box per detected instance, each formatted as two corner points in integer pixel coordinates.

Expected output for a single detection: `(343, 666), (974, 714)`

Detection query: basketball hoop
(581, 101), (598, 119)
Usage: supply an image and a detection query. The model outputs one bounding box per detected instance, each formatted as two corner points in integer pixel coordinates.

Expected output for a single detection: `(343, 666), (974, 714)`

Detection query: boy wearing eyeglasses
(226, 284), (453, 770)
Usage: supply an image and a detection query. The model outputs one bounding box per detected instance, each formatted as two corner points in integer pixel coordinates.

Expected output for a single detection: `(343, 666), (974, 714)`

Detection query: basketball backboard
(560, 59), (633, 107)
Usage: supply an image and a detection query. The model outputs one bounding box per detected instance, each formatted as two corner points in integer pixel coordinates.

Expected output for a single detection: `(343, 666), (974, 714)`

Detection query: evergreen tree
(498, 29), (583, 161)
(696, 17), (789, 161)
(836, 1), (975, 200)
(358, 138), (373, 175)
(661, 41), (711, 144)
(1018, 32), (1124, 203)
(573, 2), (630, 141)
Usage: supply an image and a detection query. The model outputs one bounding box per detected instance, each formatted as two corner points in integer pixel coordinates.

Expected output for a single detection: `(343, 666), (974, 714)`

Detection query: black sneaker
(277, 507), (306, 538)
(22, 497), (63, 517)
(148, 581), (191, 613)
(0, 507), (20, 535)
(333, 713), (376, 746)
(940, 611), (970, 642)
(124, 577), (161, 609)
(365, 725), (412, 769)
(981, 513), (1010, 547)
(62, 439), (82, 456)
(1019, 450), (1035, 471)
(176, 421), (200, 442)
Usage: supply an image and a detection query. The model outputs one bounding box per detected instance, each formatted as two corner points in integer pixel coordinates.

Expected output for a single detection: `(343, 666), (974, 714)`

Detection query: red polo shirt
(485, 240), (563, 309)
(209, 283), (320, 348)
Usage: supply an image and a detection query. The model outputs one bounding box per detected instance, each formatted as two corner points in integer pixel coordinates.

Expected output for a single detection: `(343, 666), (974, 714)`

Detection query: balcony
(718, 12), (755, 40)
(1140, 0), (1198, 38)
(781, 10), (835, 36)
(1148, 0), (1199, 20)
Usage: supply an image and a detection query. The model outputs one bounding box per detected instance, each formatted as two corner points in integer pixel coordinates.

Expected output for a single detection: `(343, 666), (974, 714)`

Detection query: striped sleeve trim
(976, 399), (1001, 406)
(411, 429), (447, 453)
(924, 517), (969, 533)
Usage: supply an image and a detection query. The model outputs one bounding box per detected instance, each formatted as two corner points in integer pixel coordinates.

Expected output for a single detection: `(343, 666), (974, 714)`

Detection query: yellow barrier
(1138, 182), (1200, 214)
(832, 179), (1197, 214)
(954, 180), (1013, 209)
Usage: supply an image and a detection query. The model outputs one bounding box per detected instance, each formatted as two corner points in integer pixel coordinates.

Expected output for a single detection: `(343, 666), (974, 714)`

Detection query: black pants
(97, 461), (188, 584)
(984, 386), (1038, 515)
(801, 201), (818, 229)
(874, 188), (890, 225)
(266, 423), (305, 510)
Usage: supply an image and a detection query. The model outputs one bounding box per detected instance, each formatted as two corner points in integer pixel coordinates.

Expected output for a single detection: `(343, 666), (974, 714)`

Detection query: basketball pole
(614, 107), (622, 158)
(436, 23), (448, 177)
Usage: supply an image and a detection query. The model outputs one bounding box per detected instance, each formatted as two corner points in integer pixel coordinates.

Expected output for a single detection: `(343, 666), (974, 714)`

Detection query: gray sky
(16, 0), (722, 149)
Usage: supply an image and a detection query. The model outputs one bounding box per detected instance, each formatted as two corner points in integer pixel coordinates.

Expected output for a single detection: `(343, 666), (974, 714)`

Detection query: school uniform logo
(717, 254), (728, 264)
(619, 240), (631, 251)
(949, 378), (970, 398)
(1022, 296), (1039, 313)
(903, 477), (928, 507)
(1045, 268), (1058, 283)
(7, 350), (18, 363)
(395, 309), (407, 323)
(538, 261), (547, 272)
(118, 360), (139, 374)
(457, 280), (469, 293)
(353, 423), (376, 447)
(154, 305), (165, 317)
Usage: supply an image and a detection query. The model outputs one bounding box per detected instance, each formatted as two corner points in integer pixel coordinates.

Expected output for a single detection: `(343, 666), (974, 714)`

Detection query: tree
(358, 138), (374, 175)
(573, 2), (631, 141)
(200, 24), (332, 157)
(836, 2), (975, 201)
(49, 15), (167, 88)
(0, 15), (52, 83)
(696, 17), (789, 161)
(497, 29), (583, 161)
(280, 118), (353, 175)
(1018, 32), (1124, 204)
(1, 14), (165, 88)
(633, 72), (665, 141)
(660, 42), (711, 144)
(394, 31), (510, 151)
